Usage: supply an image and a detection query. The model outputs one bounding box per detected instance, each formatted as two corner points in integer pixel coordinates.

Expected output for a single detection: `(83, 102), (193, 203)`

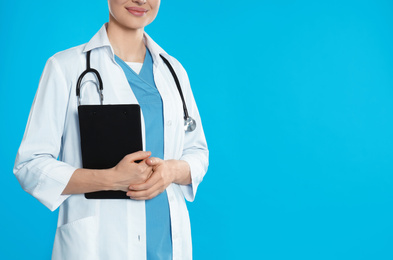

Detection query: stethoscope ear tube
(76, 51), (104, 106)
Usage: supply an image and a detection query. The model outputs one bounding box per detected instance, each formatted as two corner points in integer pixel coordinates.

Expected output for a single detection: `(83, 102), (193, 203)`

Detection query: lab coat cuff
(33, 163), (76, 211)
(179, 155), (203, 202)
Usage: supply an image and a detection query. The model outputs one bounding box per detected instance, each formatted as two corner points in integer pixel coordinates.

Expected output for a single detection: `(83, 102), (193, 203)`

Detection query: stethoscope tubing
(76, 50), (196, 132)
(159, 54), (189, 120)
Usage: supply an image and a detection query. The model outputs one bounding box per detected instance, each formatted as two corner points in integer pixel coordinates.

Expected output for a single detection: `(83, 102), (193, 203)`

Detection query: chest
(69, 52), (185, 159)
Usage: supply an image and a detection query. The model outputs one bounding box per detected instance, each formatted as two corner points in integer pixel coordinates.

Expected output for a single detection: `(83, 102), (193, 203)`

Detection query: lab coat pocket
(52, 216), (98, 260)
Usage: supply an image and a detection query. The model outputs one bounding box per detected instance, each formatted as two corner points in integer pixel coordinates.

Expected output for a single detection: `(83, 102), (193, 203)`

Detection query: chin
(119, 18), (153, 30)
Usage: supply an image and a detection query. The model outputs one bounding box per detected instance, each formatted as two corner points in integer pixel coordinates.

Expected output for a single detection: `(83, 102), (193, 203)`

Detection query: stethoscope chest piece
(184, 116), (196, 132)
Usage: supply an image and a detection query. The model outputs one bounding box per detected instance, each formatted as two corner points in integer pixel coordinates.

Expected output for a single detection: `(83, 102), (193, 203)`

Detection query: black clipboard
(76, 51), (142, 199)
(78, 104), (142, 199)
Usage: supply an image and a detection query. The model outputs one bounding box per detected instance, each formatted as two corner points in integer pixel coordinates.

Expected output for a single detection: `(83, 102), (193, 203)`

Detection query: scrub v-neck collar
(115, 47), (155, 89)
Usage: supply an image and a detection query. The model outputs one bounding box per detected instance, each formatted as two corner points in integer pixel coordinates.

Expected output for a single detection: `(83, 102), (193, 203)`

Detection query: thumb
(146, 157), (163, 166)
(125, 151), (151, 163)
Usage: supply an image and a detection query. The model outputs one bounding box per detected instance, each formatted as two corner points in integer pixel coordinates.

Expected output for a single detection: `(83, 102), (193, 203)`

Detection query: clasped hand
(111, 151), (177, 200)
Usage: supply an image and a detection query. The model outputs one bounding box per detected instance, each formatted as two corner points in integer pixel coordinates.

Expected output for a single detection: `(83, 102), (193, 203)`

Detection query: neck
(107, 17), (146, 63)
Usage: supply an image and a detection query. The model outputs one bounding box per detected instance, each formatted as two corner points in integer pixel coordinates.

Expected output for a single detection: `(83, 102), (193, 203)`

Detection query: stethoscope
(76, 50), (196, 132)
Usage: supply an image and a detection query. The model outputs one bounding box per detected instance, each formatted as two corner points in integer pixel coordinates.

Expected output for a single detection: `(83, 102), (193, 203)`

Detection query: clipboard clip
(76, 50), (104, 106)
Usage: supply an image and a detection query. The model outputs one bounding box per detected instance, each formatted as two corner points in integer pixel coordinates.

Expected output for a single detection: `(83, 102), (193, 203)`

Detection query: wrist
(98, 168), (116, 191)
(171, 160), (191, 185)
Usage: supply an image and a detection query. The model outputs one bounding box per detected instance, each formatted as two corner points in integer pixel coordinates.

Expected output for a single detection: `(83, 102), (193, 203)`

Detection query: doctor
(13, 0), (208, 259)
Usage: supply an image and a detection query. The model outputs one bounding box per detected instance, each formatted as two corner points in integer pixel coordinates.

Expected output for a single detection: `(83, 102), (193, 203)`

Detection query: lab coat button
(167, 120), (172, 126)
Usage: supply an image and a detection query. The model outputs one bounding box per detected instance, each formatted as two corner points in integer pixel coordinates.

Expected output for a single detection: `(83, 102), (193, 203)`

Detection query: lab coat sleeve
(175, 62), (209, 202)
(13, 56), (76, 211)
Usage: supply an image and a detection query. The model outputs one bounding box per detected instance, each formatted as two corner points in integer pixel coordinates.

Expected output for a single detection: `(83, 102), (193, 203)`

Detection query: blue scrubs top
(115, 48), (172, 260)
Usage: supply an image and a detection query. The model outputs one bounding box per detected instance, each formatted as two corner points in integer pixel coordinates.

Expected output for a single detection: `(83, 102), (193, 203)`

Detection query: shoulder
(159, 52), (189, 82)
(145, 32), (189, 77)
(157, 52), (193, 98)
(161, 54), (185, 71)
(47, 44), (85, 71)
(41, 43), (94, 83)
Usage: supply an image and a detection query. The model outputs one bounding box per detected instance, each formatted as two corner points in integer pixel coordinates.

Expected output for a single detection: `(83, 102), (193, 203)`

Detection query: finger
(146, 168), (154, 180)
(139, 164), (154, 181)
(127, 182), (164, 200)
(128, 189), (161, 201)
(146, 157), (163, 166)
(129, 170), (161, 191)
(137, 158), (152, 172)
(138, 158), (152, 167)
(125, 151), (151, 163)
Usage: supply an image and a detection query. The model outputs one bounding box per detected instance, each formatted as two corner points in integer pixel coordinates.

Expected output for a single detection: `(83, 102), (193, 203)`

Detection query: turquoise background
(1, 0), (393, 259)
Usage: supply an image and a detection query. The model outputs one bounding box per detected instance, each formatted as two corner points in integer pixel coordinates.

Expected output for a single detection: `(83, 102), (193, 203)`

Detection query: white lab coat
(13, 23), (209, 260)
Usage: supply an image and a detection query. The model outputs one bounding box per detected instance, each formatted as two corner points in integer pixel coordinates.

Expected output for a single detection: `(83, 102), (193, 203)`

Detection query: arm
(176, 62), (209, 201)
(14, 56), (76, 211)
(13, 56), (153, 210)
(62, 151), (153, 194)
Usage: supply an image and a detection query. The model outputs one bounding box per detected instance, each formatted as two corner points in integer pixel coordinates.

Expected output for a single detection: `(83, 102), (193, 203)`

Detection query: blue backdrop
(1, 0), (393, 259)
